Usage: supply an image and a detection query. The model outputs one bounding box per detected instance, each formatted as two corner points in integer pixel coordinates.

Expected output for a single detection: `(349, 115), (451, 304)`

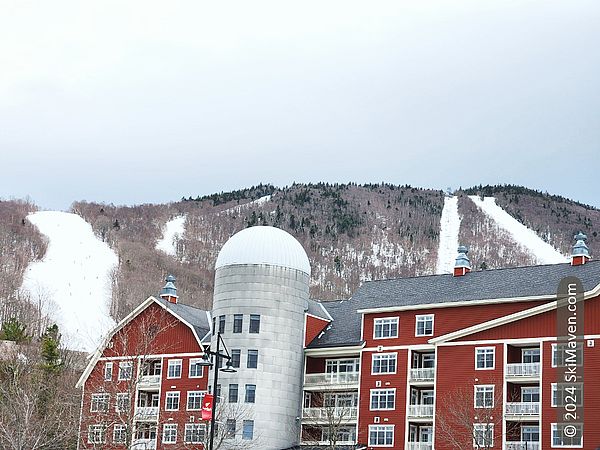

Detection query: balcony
(505, 402), (540, 416)
(505, 363), (540, 379)
(505, 442), (540, 450)
(130, 439), (156, 450)
(138, 375), (161, 389)
(304, 372), (359, 388)
(407, 404), (434, 419)
(302, 407), (358, 422)
(409, 368), (435, 383)
(134, 406), (159, 421)
(407, 443), (433, 450)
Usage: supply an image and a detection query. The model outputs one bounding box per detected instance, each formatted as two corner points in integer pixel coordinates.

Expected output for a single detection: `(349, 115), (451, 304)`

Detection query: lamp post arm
(208, 331), (221, 450)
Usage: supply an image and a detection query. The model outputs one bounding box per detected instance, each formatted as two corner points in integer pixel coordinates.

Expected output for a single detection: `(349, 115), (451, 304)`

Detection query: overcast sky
(1, 1), (598, 210)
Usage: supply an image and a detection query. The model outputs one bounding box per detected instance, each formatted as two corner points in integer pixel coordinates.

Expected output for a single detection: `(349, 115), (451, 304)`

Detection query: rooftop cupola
(571, 232), (591, 266)
(454, 245), (471, 277)
(160, 274), (178, 304)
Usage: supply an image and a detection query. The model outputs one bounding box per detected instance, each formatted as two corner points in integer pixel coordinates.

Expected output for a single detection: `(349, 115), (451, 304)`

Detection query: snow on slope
(156, 215), (186, 256)
(21, 212), (117, 351)
(220, 195), (272, 215)
(469, 196), (568, 265)
(436, 196), (461, 274)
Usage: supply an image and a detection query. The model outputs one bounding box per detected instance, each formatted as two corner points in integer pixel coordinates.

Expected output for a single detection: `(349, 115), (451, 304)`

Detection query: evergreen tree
(40, 324), (62, 375)
(0, 318), (30, 344)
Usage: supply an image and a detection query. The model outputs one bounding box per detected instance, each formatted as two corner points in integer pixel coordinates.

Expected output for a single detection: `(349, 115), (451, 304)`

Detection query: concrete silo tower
(211, 226), (310, 449)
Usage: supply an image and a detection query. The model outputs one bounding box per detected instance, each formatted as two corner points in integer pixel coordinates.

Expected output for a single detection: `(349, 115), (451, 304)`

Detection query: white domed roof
(215, 226), (311, 275)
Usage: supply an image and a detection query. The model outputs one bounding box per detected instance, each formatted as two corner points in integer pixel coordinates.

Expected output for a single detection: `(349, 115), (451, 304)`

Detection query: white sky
(1, 0), (599, 210)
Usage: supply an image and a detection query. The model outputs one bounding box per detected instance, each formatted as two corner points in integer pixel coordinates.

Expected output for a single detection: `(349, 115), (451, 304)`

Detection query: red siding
(305, 356), (326, 374)
(304, 315), (330, 347)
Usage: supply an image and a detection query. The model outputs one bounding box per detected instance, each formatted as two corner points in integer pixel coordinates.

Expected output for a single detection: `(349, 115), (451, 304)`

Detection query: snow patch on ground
(156, 215), (186, 257)
(469, 196), (568, 265)
(436, 196), (461, 274)
(220, 195), (272, 214)
(21, 212), (117, 352)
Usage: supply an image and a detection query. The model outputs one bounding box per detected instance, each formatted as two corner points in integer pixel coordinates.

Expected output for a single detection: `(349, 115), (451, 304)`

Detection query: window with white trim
(225, 419), (236, 439)
(118, 361), (132, 380)
(165, 391), (180, 411)
(189, 358), (204, 378)
(187, 391), (204, 410)
(249, 314), (260, 333)
(374, 317), (399, 339)
(162, 424), (177, 444)
(473, 423), (494, 448)
(233, 314), (243, 333)
(552, 343), (583, 367)
(90, 393), (110, 412)
(184, 423), (206, 443)
(113, 424), (127, 443)
(551, 423), (582, 447)
(415, 314), (434, 336)
(247, 349), (258, 368)
(167, 359), (182, 378)
(522, 348), (540, 363)
(551, 383), (583, 407)
(522, 387), (539, 403)
(88, 424), (106, 444)
(326, 358), (359, 374)
(475, 347), (495, 370)
(368, 425), (394, 446)
(104, 362), (113, 381)
(372, 353), (397, 374)
(474, 385), (494, 408)
(245, 384), (256, 403)
(242, 420), (254, 440)
(116, 393), (130, 412)
(370, 389), (395, 410)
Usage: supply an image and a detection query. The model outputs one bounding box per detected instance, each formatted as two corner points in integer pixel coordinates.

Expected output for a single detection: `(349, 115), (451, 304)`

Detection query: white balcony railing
(407, 443), (433, 450)
(409, 368), (435, 382)
(131, 438), (156, 450)
(304, 372), (359, 386)
(134, 406), (159, 420)
(505, 363), (540, 377)
(505, 442), (540, 450)
(407, 404), (434, 418)
(505, 402), (540, 416)
(138, 374), (161, 388)
(302, 407), (358, 421)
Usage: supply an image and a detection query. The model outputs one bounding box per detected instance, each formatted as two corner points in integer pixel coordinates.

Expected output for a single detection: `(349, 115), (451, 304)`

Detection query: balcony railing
(304, 372), (359, 387)
(407, 404), (434, 418)
(138, 374), (161, 388)
(505, 402), (540, 416)
(505, 363), (540, 377)
(134, 406), (159, 421)
(302, 407), (358, 421)
(407, 443), (433, 450)
(505, 442), (540, 450)
(131, 438), (156, 450)
(409, 368), (435, 382)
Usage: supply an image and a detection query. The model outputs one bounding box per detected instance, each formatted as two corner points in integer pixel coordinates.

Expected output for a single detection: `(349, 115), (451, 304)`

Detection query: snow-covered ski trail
(21, 211), (117, 351)
(156, 215), (186, 257)
(436, 196), (461, 274)
(468, 196), (568, 264)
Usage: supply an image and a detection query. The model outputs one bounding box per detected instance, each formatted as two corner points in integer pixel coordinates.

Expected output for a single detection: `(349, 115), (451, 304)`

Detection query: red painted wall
(305, 315), (330, 347)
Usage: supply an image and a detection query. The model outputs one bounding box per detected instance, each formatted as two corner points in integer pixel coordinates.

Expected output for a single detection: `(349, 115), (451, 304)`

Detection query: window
(368, 425), (394, 447)
(372, 353), (397, 374)
(116, 393), (130, 412)
(212, 317), (216, 335)
(552, 343), (583, 367)
(551, 383), (583, 407)
(165, 392), (180, 411)
(474, 385), (494, 408)
(88, 424), (106, 444)
(415, 315), (434, 336)
(90, 393), (110, 412)
(215, 384), (221, 403)
(231, 349), (241, 368)
(167, 359), (182, 378)
(475, 347), (495, 370)
(187, 391), (204, 410)
(249, 314), (260, 333)
(245, 384), (256, 403)
(247, 349), (258, 368)
(162, 424), (177, 444)
(474, 424), (494, 448)
(189, 358), (204, 377)
(522, 426), (539, 443)
(522, 348), (540, 363)
(551, 423), (582, 447)
(324, 392), (358, 408)
(370, 389), (395, 410)
(113, 424), (127, 443)
(233, 314), (243, 333)
(104, 362), (113, 381)
(522, 387), (539, 403)
(225, 419), (236, 439)
(184, 423), (206, 443)
(229, 384), (238, 403)
(326, 358), (359, 375)
(118, 361), (132, 380)
(325, 427), (356, 444)
(374, 317), (399, 339)
(219, 315), (226, 333)
(242, 420), (254, 440)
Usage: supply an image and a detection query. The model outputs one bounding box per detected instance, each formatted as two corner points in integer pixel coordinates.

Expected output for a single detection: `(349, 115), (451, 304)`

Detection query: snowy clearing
(156, 215), (186, 256)
(436, 196), (461, 274)
(468, 196), (568, 264)
(221, 195), (272, 214)
(21, 212), (117, 352)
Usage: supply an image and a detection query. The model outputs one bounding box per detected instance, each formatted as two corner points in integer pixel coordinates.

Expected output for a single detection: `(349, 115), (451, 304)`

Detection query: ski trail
(468, 196), (568, 264)
(156, 215), (186, 256)
(436, 196), (461, 274)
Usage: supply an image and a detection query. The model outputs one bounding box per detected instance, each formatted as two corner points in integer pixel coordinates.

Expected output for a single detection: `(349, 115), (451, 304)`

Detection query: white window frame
(118, 361), (133, 380)
(184, 423), (206, 444)
(522, 348), (540, 363)
(189, 358), (204, 378)
(474, 385), (494, 409)
(87, 424), (106, 444)
(551, 423), (583, 448)
(521, 386), (539, 403)
(186, 391), (205, 411)
(165, 391), (180, 411)
(167, 359), (182, 379)
(90, 393), (110, 412)
(368, 424), (394, 447)
(551, 343), (583, 368)
(370, 388), (396, 411)
(373, 317), (399, 339)
(113, 424), (127, 443)
(415, 314), (434, 337)
(371, 353), (397, 375)
(116, 393), (130, 412)
(162, 423), (178, 444)
(550, 383), (583, 407)
(475, 347), (495, 370)
(242, 420), (254, 440)
(473, 423), (494, 448)
(104, 362), (113, 381)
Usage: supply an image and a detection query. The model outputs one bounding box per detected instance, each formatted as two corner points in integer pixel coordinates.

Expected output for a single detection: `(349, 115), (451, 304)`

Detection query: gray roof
(307, 299), (362, 349)
(156, 297), (211, 342)
(306, 298), (332, 321)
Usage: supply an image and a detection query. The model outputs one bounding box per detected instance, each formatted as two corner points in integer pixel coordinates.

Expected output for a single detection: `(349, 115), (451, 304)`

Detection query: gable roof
(307, 298), (363, 349)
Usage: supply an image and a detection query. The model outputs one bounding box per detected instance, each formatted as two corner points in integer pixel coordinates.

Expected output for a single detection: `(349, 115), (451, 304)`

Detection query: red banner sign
(201, 394), (213, 421)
